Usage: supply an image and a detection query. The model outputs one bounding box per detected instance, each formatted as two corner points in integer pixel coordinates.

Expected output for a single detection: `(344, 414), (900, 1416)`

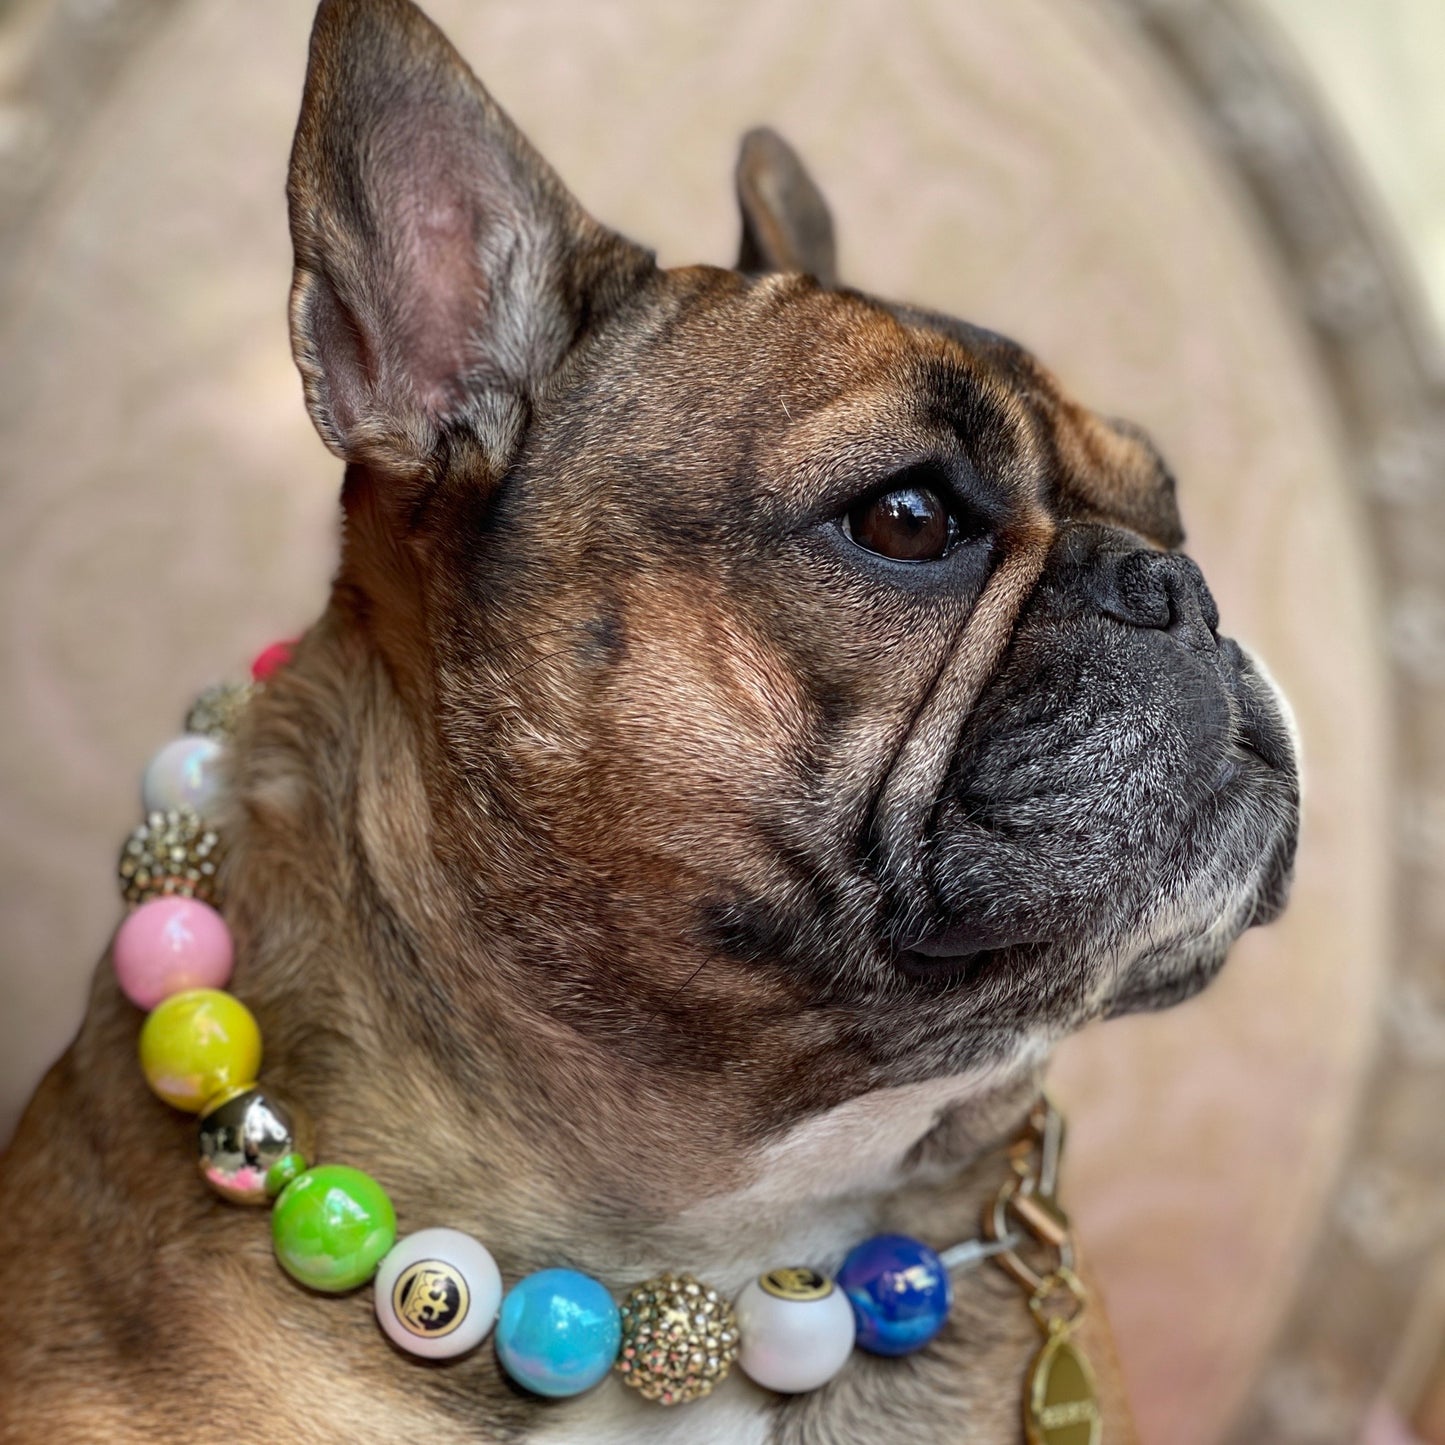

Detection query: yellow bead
(138, 989), (261, 1112)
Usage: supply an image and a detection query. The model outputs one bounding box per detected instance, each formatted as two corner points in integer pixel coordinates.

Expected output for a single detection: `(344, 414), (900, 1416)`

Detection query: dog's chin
(1107, 809), (1299, 1016)
(1100, 907), (1244, 1017)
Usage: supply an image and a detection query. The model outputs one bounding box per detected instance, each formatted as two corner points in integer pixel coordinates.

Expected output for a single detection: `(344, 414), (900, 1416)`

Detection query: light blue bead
(837, 1234), (952, 1356)
(495, 1268), (621, 1397)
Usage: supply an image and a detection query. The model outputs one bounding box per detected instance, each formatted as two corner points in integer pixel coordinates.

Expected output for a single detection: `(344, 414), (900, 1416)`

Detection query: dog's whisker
(659, 956), (712, 1012)
(474, 644), (588, 699)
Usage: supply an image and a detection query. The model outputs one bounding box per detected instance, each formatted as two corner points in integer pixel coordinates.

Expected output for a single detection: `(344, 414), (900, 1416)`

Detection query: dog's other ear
(735, 127), (837, 286)
(288, 0), (653, 464)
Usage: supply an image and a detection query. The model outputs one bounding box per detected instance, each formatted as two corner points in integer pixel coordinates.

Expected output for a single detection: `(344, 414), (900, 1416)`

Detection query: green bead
(271, 1165), (396, 1293)
(264, 1151), (308, 1199)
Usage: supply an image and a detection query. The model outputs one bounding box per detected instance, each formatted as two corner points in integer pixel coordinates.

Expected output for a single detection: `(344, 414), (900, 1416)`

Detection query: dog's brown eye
(847, 487), (956, 562)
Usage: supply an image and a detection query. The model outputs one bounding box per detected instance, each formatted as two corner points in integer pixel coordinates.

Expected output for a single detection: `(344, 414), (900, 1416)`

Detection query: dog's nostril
(1166, 559), (1220, 648)
(1100, 548), (1219, 649)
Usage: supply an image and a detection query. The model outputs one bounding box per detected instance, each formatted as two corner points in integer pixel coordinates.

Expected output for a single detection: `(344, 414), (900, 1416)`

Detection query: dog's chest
(520, 1072), (1040, 1444)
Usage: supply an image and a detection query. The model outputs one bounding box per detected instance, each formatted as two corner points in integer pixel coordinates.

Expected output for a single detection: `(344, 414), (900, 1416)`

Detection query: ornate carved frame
(1112, 3), (1445, 1439)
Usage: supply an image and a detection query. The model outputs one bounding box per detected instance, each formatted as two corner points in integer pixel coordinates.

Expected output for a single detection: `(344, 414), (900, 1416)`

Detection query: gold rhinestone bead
(118, 807), (225, 907)
(615, 1272), (740, 1406)
(184, 681), (254, 741)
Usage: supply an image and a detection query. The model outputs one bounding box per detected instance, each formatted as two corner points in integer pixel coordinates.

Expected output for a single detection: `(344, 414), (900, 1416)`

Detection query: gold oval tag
(392, 1259), (471, 1339)
(759, 1267), (834, 1302)
(1025, 1332), (1101, 1445)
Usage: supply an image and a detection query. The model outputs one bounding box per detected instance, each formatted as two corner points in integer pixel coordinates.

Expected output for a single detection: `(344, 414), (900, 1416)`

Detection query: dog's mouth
(892, 707), (1298, 999)
(894, 915), (1049, 988)
(894, 944), (1012, 989)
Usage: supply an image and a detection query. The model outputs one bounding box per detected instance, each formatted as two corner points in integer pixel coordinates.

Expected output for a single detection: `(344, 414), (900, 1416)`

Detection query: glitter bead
(142, 735), (225, 818)
(138, 988), (261, 1113)
(735, 1268), (856, 1393)
(113, 896), (233, 1008)
(272, 1166), (397, 1293)
(197, 1086), (313, 1205)
(837, 1234), (952, 1356)
(615, 1272), (740, 1406)
(496, 1269), (621, 1398)
(374, 1228), (503, 1359)
(184, 681), (254, 741)
(117, 808), (224, 907)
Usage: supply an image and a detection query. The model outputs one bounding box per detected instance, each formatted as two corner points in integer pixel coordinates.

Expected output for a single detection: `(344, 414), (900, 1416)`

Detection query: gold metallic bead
(184, 681), (254, 742)
(117, 807), (224, 907)
(615, 1272), (740, 1406)
(197, 1085), (314, 1205)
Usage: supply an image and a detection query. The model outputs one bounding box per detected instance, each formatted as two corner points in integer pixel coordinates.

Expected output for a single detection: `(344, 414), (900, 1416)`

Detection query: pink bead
(250, 639), (297, 682)
(113, 897), (234, 1009)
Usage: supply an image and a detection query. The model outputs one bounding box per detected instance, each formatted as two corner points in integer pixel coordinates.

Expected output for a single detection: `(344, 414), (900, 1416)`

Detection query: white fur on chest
(530, 1373), (772, 1445)
(533, 1046), (1045, 1444)
(680, 1042), (1045, 1287)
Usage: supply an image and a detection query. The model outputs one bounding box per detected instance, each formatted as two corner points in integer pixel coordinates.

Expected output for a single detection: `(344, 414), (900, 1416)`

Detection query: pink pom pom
(113, 897), (234, 1010)
(250, 639), (297, 682)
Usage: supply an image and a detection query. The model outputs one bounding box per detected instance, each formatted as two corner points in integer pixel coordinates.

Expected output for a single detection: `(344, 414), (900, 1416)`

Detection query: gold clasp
(984, 1096), (1076, 1295)
(984, 1099), (1104, 1445)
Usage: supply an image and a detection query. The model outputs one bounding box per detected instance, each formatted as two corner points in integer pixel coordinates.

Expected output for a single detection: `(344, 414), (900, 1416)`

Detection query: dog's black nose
(1091, 547), (1219, 651)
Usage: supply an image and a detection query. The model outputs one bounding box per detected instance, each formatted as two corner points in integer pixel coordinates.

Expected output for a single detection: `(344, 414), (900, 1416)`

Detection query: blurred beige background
(1, 2), (1442, 1442)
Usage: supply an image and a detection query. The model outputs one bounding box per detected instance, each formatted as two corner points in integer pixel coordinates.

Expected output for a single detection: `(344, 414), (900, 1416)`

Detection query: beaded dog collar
(111, 642), (1102, 1444)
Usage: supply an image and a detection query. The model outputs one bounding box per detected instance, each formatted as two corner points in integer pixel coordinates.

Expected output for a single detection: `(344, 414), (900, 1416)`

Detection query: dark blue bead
(837, 1234), (952, 1356)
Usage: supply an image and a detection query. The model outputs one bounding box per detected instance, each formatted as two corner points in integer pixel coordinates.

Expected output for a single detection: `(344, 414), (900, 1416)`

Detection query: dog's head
(283, 0), (1298, 1126)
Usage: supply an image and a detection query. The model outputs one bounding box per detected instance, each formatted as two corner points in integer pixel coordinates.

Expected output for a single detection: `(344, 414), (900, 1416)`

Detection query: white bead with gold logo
(734, 1268), (857, 1394)
(374, 1227), (503, 1359)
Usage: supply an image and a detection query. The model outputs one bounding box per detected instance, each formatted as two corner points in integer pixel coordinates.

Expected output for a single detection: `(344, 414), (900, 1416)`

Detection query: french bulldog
(0, 0), (1299, 1440)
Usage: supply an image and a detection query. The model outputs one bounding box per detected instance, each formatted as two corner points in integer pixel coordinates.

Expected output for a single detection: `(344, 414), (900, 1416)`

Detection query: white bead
(142, 735), (225, 817)
(374, 1227), (502, 1360)
(735, 1271), (857, 1394)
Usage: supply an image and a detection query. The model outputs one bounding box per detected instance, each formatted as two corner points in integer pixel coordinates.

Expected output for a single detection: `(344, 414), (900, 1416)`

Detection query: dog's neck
(216, 609), (1044, 1291)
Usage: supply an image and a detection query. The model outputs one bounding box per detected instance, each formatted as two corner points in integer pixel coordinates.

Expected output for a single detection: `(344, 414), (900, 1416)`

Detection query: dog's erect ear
(288, 0), (653, 462)
(735, 128), (837, 287)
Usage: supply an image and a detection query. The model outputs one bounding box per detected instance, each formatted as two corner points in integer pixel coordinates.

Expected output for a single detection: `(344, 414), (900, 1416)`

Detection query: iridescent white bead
(374, 1228), (502, 1360)
(142, 735), (225, 817)
(735, 1269), (857, 1394)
